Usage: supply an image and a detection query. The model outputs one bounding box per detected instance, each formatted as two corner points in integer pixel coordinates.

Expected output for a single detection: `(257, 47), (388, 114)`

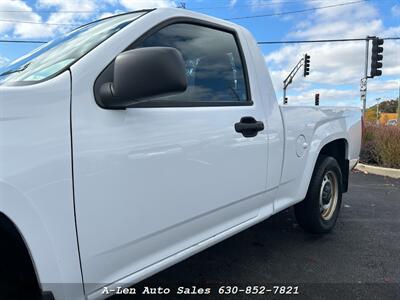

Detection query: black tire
(0, 232), (41, 300)
(294, 155), (343, 234)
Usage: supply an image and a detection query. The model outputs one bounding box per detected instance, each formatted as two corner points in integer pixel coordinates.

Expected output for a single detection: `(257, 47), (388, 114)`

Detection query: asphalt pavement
(112, 172), (400, 300)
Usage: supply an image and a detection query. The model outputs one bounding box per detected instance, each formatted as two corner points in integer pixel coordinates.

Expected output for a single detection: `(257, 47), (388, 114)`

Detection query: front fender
(0, 71), (84, 300)
(0, 180), (60, 289)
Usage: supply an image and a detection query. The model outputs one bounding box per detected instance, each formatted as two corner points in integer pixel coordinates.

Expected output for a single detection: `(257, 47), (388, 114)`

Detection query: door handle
(234, 116), (264, 137)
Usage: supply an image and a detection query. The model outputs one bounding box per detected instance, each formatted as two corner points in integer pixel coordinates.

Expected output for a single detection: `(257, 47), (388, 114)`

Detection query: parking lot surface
(112, 172), (400, 300)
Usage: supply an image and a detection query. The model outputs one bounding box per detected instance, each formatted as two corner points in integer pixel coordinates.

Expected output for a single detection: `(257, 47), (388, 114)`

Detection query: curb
(355, 163), (400, 179)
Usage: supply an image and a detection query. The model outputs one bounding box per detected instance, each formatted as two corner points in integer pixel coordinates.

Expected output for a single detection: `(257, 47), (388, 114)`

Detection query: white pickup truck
(0, 8), (361, 300)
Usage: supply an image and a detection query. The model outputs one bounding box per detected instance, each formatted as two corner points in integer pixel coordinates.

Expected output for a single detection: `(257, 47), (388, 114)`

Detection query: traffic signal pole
(283, 57), (304, 104)
(360, 37), (370, 118)
(360, 36), (384, 118)
(283, 54), (310, 104)
(397, 82), (400, 126)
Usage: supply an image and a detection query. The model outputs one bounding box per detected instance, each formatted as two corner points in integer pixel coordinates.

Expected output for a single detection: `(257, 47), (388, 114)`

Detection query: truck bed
(274, 105), (361, 211)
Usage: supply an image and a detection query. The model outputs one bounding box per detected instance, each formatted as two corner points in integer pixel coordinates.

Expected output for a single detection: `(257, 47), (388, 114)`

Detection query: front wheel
(294, 155), (343, 234)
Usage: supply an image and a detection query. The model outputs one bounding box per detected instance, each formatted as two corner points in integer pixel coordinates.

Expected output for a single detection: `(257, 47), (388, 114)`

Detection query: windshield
(0, 11), (147, 86)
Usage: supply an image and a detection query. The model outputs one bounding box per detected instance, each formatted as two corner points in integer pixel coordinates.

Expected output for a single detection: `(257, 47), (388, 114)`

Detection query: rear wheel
(294, 155), (343, 233)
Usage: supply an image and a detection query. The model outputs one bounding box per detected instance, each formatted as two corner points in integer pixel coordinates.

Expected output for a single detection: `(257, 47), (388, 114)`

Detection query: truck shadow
(110, 207), (329, 299)
(109, 173), (400, 300)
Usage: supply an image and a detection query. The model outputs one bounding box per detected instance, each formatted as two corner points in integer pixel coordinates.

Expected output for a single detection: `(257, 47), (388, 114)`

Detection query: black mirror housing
(99, 47), (187, 109)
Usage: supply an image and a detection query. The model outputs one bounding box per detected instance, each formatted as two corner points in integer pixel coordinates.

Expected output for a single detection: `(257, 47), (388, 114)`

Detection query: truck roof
(98, 7), (246, 33)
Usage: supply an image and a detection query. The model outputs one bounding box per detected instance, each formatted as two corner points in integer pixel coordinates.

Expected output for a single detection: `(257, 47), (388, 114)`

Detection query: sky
(0, 0), (399, 107)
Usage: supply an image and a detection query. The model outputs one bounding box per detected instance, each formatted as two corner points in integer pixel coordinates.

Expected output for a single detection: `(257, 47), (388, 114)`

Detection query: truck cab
(0, 8), (361, 300)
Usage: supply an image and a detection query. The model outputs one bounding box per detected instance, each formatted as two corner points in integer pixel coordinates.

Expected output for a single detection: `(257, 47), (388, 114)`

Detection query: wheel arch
(0, 211), (41, 292)
(0, 181), (63, 292)
(319, 138), (349, 192)
(298, 135), (350, 203)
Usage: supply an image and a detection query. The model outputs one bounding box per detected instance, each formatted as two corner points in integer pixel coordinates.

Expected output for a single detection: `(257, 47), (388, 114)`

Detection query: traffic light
(370, 37), (384, 78)
(315, 93), (320, 106)
(303, 54), (310, 77)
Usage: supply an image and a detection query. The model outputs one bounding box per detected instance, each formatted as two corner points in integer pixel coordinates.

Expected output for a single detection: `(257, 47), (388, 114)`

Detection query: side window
(138, 23), (249, 104)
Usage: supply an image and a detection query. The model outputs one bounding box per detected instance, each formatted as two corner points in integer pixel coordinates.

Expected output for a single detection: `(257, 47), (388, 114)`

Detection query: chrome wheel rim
(319, 171), (338, 221)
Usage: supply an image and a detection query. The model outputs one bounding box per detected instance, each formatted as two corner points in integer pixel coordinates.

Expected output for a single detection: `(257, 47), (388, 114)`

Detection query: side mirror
(99, 47), (187, 109)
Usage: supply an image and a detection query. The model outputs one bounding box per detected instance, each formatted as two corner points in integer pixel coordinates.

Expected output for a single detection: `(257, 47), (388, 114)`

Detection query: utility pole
(361, 36), (384, 118)
(376, 97), (381, 125)
(361, 36), (372, 117)
(397, 81), (400, 126)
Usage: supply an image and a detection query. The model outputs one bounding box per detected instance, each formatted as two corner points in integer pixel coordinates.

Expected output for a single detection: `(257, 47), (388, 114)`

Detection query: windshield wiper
(0, 63), (30, 77)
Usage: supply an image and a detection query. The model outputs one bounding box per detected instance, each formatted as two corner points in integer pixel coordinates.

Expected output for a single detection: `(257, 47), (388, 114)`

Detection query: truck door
(71, 20), (269, 292)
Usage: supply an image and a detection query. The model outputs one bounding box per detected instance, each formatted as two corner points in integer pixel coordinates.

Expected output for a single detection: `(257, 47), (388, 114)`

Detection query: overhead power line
(0, 19), (76, 26)
(0, 0), (344, 13)
(258, 37), (400, 44)
(0, 39), (48, 44)
(0, 0), (372, 26)
(1, 37), (399, 44)
(225, 0), (369, 20)
(0, 10), (94, 13)
(192, 0), (368, 10)
(3, 0), (394, 13)
(0, 0), (322, 13)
